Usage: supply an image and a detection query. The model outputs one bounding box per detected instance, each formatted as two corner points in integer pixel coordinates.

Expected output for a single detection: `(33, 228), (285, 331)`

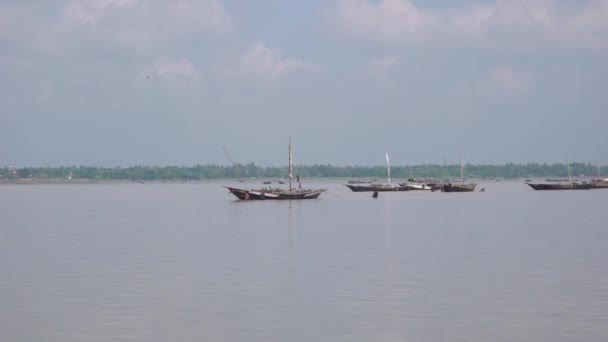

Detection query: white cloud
(144, 57), (200, 85)
(63, 0), (139, 24)
(0, 1), (233, 55)
(229, 41), (322, 81)
(61, 0), (233, 45)
(324, 0), (608, 50)
(368, 55), (401, 78)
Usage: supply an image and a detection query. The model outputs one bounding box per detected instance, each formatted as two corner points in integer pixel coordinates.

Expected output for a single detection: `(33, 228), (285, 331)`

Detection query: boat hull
(590, 179), (608, 189)
(526, 183), (592, 190)
(344, 184), (409, 192)
(440, 183), (477, 192)
(399, 182), (432, 190)
(224, 187), (325, 200)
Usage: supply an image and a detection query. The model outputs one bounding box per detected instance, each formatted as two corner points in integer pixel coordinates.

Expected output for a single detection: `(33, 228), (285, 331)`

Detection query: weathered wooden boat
(224, 138), (325, 200)
(399, 178), (432, 190)
(590, 178), (608, 189)
(526, 182), (592, 190)
(440, 182), (477, 192)
(224, 186), (325, 199)
(345, 153), (407, 192)
(439, 158), (476, 192)
(344, 183), (409, 192)
(527, 152), (592, 190)
(588, 162), (608, 188)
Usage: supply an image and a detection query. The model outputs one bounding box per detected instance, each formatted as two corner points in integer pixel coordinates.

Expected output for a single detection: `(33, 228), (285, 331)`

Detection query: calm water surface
(1, 180), (607, 341)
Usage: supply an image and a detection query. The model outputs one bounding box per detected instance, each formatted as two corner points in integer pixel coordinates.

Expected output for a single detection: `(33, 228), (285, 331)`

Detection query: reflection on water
(1, 181), (608, 342)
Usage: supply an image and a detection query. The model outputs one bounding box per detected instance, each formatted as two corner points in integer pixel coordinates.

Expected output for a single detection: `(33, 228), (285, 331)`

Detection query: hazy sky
(1, 0), (607, 167)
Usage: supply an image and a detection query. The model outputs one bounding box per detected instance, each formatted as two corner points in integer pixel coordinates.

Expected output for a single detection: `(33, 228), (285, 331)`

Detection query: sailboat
(526, 152), (592, 190)
(223, 138), (326, 200)
(344, 153), (409, 192)
(589, 161), (608, 189)
(399, 169), (433, 190)
(440, 157), (476, 192)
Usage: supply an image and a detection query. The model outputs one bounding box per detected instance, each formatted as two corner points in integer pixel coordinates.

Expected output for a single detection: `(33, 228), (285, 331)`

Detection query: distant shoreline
(0, 176), (596, 185)
(1, 162), (605, 182)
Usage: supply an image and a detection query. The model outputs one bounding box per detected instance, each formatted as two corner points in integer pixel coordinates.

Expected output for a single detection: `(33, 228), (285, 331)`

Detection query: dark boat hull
(526, 183), (592, 190)
(440, 183), (477, 192)
(224, 187), (325, 200)
(344, 184), (409, 192)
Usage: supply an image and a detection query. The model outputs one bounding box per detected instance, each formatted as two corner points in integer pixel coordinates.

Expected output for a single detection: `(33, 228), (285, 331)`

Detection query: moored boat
(439, 158), (476, 192)
(527, 152), (592, 190)
(224, 186), (325, 199)
(399, 178), (432, 190)
(345, 183), (409, 192)
(589, 178), (608, 189)
(345, 153), (406, 192)
(224, 138), (326, 200)
(440, 182), (477, 192)
(526, 182), (592, 190)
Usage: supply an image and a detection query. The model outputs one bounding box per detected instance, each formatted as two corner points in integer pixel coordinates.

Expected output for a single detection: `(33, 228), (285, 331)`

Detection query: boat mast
(385, 153), (391, 184)
(565, 151), (572, 183)
(289, 136), (293, 190)
(460, 155), (465, 183)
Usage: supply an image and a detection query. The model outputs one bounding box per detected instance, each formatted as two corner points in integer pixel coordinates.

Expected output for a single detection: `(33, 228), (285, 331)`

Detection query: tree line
(1, 163), (605, 181)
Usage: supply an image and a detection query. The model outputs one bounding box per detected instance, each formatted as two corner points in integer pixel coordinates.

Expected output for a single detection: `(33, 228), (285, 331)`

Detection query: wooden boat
(440, 182), (477, 192)
(345, 153), (407, 192)
(399, 178), (432, 190)
(224, 138), (326, 200)
(590, 178), (608, 189)
(223, 186), (325, 199)
(347, 180), (373, 184)
(345, 183), (409, 192)
(526, 182), (592, 190)
(527, 152), (591, 190)
(440, 158), (476, 192)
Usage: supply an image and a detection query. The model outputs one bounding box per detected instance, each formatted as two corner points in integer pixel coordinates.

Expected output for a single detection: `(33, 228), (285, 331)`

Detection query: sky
(1, 0), (607, 167)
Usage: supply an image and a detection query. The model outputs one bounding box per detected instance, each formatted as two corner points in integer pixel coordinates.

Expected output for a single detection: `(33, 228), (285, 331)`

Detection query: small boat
(399, 178), (432, 190)
(345, 183), (409, 192)
(527, 152), (591, 190)
(440, 158), (476, 192)
(262, 180), (272, 184)
(223, 186), (325, 199)
(440, 182), (477, 192)
(526, 182), (592, 190)
(347, 180), (373, 184)
(224, 138), (326, 200)
(589, 178), (608, 189)
(345, 153), (407, 192)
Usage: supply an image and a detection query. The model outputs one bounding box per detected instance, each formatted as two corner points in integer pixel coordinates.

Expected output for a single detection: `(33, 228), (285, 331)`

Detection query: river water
(1, 180), (607, 341)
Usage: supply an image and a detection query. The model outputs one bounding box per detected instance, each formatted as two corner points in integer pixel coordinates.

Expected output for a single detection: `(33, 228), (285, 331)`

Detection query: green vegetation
(1, 163), (605, 181)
